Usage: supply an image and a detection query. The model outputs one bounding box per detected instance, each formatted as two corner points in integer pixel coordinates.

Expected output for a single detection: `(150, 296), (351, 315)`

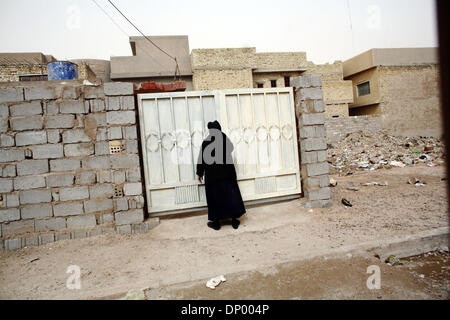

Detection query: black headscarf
(207, 121), (222, 131)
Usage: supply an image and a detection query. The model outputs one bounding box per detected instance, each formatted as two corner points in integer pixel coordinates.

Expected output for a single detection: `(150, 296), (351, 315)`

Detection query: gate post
(292, 75), (332, 208)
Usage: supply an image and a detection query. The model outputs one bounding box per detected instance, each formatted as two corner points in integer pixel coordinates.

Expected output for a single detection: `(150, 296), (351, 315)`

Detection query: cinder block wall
(325, 116), (382, 143)
(0, 81), (157, 251)
(292, 75), (332, 208)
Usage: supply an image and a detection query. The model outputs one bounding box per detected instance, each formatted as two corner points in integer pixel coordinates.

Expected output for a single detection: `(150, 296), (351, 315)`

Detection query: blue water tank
(47, 61), (78, 80)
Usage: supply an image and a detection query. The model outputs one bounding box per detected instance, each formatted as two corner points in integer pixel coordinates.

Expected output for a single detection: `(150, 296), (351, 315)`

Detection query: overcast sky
(0, 0), (438, 64)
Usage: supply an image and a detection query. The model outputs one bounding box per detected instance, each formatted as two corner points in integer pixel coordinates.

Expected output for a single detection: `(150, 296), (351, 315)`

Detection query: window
(357, 81), (371, 96)
(270, 80), (277, 88)
(257, 83), (264, 88)
(284, 76), (290, 87)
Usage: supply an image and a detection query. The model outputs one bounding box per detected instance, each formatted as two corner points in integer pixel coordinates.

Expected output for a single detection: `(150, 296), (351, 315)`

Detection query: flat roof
(343, 47), (439, 77)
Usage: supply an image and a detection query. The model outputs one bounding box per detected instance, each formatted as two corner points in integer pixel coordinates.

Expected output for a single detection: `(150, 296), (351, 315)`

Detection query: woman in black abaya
(196, 121), (246, 230)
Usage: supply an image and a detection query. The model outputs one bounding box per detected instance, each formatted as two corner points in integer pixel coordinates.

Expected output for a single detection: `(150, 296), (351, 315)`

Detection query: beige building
(343, 48), (441, 137)
(0, 52), (57, 82)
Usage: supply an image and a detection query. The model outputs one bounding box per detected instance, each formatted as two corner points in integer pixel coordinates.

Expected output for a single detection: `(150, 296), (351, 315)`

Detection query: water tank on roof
(47, 61), (78, 80)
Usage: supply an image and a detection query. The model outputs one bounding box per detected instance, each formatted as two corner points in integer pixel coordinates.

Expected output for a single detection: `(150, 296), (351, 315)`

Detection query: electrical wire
(91, 0), (167, 72)
(107, 0), (181, 79)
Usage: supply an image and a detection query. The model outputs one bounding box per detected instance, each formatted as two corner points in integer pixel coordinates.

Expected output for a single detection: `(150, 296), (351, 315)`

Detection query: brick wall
(0, 81), (158, 251)
(0, 64), (47, 82)
(325, 116), (382, 143)
(192, 69), (253, 90)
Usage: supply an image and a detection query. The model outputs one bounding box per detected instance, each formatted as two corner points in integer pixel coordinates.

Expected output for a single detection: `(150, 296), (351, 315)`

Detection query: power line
(107, 0), (181, 79)
(346, 0), (356, 55)
(91, 0), (167, 71)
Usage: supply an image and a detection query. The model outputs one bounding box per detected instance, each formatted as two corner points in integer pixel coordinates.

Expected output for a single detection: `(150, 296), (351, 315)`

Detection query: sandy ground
(0, 163), (448, 299)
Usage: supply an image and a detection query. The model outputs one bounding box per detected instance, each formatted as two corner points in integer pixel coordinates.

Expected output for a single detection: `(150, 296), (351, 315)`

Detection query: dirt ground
(0, 163), (448, 299)
(146, 251), (449, 300)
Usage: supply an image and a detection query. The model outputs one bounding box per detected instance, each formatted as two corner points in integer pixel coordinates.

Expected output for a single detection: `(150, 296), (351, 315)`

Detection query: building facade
(343, 48), (441, 137)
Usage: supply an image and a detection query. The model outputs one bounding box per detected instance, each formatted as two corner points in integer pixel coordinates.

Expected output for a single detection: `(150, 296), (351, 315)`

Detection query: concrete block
(50, 159), (80, 171)
(83, 199), (113, 214)
(2, 219), (34, 236)
(96, 127), (107, 141)
(104, 82), (134, 96)
(64, 143), (94, 157)
(303, 162), (329, 177)
(25, 235), (39, 247)
(21, 203), (53, 219)
(10, 115), (44, 131)
(0, 118), (7, 133)
(298, 113), (325, 126)
(110, 154), (140, 169)
(313, 100), (325, 113)
(106, 96), (121, 111)
(317, 150), (328, 162)
(82, 156), (110, 169)
(2, 164), (16, 177)
(89, 99), (106, 112)
(86, 112), (106, 127)
(66, 215), (96, 228)
(123, 182), (142, 196)
(102, 226), (115, 234)
(59, 100), (88, 114)
(122, 125), (137, 140)
(47, 130), (61, 143)
(89, 183), (114, 199)
(45, 114), (75, 129)
(5, 238), (21, 250)
(0, 134), (15, 147)
(24, 86), (57, 100)
(72, 230), (87, 239)
(88, 228), (102, 237)
(115, 209), (144, 226)
(300, 151), (318, 164)
(304, 200), (333, 209)
(52, 191), (60, 202)
(0, 87), (24, 103)
(59, 186), (89, 201)
(106, 111), (136, 125)
(39, 233), (55, 245)
(107, 126), (122, 140)
(15, 130), (47, 146)
(6, 193), (19, 207)
(16, 160), (49, 176)
(121, 96), (135, 110)
(126, 169), (142, 182)
(10, 101), (42, 117)
(62, 129), (91, 143)
(14, 176), (46, 190)
(85, 86), (105, 99)
(117, 224), (132, 234)
(300, 138), (327, 152)
(299, 88), (323, 100)
(31, 144), (64, 160)
(56, 232), (71, 241)
(95, 141), (110, 155)
(45, 101), (59, 114)
(113, 170), (126, 184)
(0, 178), (13, 192)
(75, 170), (96, 185)
(125, 140), (138, 154)
(99, 213), (114, 224)
(0, 208), (20, 223)
(53, 201), (84, 217)
(96, 170), (112, 183)
(46, 173), (75, 187)
(0, 104), (8, 117)
(114, 197), (128, 212)
(291, 75), (322, 88)
(20, 189), (52, 204)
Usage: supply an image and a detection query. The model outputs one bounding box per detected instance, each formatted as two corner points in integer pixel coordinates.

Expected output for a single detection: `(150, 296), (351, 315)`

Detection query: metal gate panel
(137, 88), (301, 215)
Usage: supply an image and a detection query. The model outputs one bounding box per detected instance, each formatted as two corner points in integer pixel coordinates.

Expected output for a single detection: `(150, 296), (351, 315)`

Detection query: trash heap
(327, 130), (446, 174)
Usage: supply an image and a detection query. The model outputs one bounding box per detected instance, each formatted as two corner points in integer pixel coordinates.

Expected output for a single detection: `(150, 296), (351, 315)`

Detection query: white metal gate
(137, 88), (301, 215)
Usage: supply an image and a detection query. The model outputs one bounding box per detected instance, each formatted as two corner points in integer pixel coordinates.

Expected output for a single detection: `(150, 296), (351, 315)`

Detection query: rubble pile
(327, 130), (446, 175)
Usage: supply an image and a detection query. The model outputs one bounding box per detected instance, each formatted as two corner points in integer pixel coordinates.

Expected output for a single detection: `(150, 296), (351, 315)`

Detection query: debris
(29, 258), (40, 263)
(419, 274), (425, 279)
(328, 131), (445, 174)
(342, 199), (352, 207)
(307, 209), (313, 213)
(385, 255), (403, 266)
(362, 181), (388, 187)
(206, 275), (226, 290)
(374, 254), (381, 260)
(346, 182), (359, 191)
(329, 178), (338, 187)
(125, 289), (146, 300)
(408, 178), (426, 186)
(346, 253), (353, 258)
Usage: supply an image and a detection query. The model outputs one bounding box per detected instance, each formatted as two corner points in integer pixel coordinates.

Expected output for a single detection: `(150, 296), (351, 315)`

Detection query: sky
(0, 0), (438, 64)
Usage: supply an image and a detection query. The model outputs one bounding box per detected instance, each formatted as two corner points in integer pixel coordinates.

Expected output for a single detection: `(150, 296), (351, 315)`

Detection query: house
(343, 48), (441, 137)
(0, 52), (57, 82)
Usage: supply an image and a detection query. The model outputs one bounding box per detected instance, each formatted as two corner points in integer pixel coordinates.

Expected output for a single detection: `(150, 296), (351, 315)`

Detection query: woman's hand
(197, 175), (203, 184)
